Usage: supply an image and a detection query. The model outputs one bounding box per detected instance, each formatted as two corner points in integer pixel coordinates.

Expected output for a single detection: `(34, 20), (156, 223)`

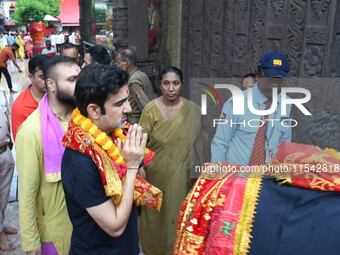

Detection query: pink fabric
(41, 242), (58, 255)
(204, 177), (248, 254)
(40, 94), (65, 181)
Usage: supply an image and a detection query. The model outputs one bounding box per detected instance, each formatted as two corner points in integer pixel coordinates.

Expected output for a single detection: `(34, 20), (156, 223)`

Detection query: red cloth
(0, 47), (14, 67)
(29, 22), (45, 43)
(175, 142), (340, 254)
(62, 120), (162, 210)
(45, 52), (56, 57)
(11, 85), (39, 141)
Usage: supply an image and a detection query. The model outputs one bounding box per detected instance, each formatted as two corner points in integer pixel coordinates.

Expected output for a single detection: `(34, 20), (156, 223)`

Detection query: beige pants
(0, 149), (15, 232)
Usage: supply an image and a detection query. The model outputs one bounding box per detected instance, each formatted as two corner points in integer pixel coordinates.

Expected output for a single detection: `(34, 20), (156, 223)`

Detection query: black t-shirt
(249, 178), (340, 255)
(61, 148), (139, 255)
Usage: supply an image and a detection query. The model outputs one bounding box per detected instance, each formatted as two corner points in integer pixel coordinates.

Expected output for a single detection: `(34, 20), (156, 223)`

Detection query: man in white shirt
(69, 32), (76, 45)
(42, 40), (56, 56)
(56, 32), (64, 53)
(0, 33), (7, 48)
(50, 33), (56, 51)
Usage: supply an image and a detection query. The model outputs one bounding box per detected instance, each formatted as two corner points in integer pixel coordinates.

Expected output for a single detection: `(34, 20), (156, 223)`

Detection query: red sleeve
(11, 88), (39, 141)
(11, 99), (22, 141)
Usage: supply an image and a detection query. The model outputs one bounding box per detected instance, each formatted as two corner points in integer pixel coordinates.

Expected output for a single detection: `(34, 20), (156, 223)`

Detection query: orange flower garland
(72, 108), (150, 165)
(72, 108), (124, 164)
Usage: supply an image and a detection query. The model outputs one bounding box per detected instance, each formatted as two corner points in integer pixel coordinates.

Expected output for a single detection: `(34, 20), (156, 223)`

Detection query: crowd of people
(0, 41), (338, 255)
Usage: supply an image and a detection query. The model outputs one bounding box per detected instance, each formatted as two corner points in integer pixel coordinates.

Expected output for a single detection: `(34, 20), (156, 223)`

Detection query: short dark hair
(61, 43), (78, 55)
(43, 55), (78, 83)
(160, 66), (183, 84)
(241, 73), (257, 88)
(28, 54), (49, 75)
(75, 64), (128, 117)
(118, 49), (137, 65)
(87, 46), (110, 65)
(296, 110), (340, 151)
(242, 73), (256, 81)
(12, 43), (19, 49)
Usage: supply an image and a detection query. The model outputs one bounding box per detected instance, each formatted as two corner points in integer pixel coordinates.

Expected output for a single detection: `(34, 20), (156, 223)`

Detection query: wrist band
(127, 160), (144, 171)
(127, 167), (139, 171)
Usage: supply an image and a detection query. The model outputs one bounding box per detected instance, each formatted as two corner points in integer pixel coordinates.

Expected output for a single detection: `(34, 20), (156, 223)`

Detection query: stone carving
(211, 33), (221, 70)
(287, 0), (306, 77)
(181, 0), (337, 81)
(250, 0), (265, 72)
(179, 0), (338, 144)
(268, 39), (281, 51)
(330, 78), (340, 108)
(267, 24), (283, 39)
(223, 0), (236, 77)
(112, 8), (128, 49)
(304, 46), (323, 76)
(311, 0), (330, 18)
(235, 36), (246, 59)
(137, 61), (156, 79)
(239, 0), (249, 12)
(270, 0), (284, 16)
(330, 35), (340, 77)
(214, 0), (223, 21)
(306, 27), (327, 44)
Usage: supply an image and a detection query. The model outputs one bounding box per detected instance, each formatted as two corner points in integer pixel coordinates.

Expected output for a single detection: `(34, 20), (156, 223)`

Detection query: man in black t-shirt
(61, 64), (147, 254)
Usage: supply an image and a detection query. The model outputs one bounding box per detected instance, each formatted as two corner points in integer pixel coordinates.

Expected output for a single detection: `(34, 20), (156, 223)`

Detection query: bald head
(117, 48), (137, 66)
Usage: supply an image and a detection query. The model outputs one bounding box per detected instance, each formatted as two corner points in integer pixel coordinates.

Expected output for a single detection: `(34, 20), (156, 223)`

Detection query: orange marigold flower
(114, 129), (123, 137)
(89, 125), (98, 135)
(94, 130), (101, 137)
(78, 117), (86, 126)
(116, 156), (124, 164)
(107, 145), (115, 154)
(99, 136), (109, 146)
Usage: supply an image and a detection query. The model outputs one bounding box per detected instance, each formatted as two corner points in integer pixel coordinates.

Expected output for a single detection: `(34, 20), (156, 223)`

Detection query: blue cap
(258, 50), (289, 78)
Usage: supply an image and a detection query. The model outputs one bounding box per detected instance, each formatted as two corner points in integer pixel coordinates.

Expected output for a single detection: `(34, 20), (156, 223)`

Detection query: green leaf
(11, 0), (61, 25)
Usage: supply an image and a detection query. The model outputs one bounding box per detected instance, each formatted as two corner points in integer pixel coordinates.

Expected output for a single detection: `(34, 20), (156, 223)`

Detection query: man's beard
(56, 83), (76, 107)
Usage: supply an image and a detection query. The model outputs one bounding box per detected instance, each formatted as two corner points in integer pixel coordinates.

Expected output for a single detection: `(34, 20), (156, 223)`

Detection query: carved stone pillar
(79, 0), (92, 42)
(127, 0), (149, 59)
(112, 0), (128, 50)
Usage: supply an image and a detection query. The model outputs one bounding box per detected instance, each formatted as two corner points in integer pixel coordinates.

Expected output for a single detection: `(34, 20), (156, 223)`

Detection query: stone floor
(1, 202), (24, 255)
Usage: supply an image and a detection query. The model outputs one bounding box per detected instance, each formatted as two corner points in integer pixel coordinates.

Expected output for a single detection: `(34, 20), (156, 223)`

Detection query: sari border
(233, 173), (263, 255)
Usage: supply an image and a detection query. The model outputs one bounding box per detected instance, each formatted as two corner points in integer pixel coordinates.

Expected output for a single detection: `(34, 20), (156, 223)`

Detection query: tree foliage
(11, 0), (62, 25)
(94, 8), (107, 23)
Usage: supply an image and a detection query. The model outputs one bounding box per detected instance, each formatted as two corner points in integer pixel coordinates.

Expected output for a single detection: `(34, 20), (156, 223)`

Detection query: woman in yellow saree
(139, 67), (204, 255)
(15, 35), (24, 61)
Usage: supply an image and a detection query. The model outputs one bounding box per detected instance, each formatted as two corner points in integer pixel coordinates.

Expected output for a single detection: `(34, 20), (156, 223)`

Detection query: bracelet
(127, 167), (139, 171)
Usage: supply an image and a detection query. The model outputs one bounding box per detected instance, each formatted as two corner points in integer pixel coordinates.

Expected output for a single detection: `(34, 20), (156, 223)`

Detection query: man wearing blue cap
(211, 50), (292, 165)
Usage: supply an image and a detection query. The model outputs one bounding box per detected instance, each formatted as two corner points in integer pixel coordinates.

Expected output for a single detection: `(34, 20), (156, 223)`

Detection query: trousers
(0, 67), (12, 90)
(0, 148), (15, 232)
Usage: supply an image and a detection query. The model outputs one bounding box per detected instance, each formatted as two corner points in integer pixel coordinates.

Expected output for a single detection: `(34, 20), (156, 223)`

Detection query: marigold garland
(72, 108), (149, 165)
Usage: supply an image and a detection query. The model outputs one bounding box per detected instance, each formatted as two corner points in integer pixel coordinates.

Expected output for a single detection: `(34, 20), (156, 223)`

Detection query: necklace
(162, 96), (183, 111)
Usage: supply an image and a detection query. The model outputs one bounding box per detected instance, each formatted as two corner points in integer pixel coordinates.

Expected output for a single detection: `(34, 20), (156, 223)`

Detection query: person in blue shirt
(211, 50), (292, 165)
